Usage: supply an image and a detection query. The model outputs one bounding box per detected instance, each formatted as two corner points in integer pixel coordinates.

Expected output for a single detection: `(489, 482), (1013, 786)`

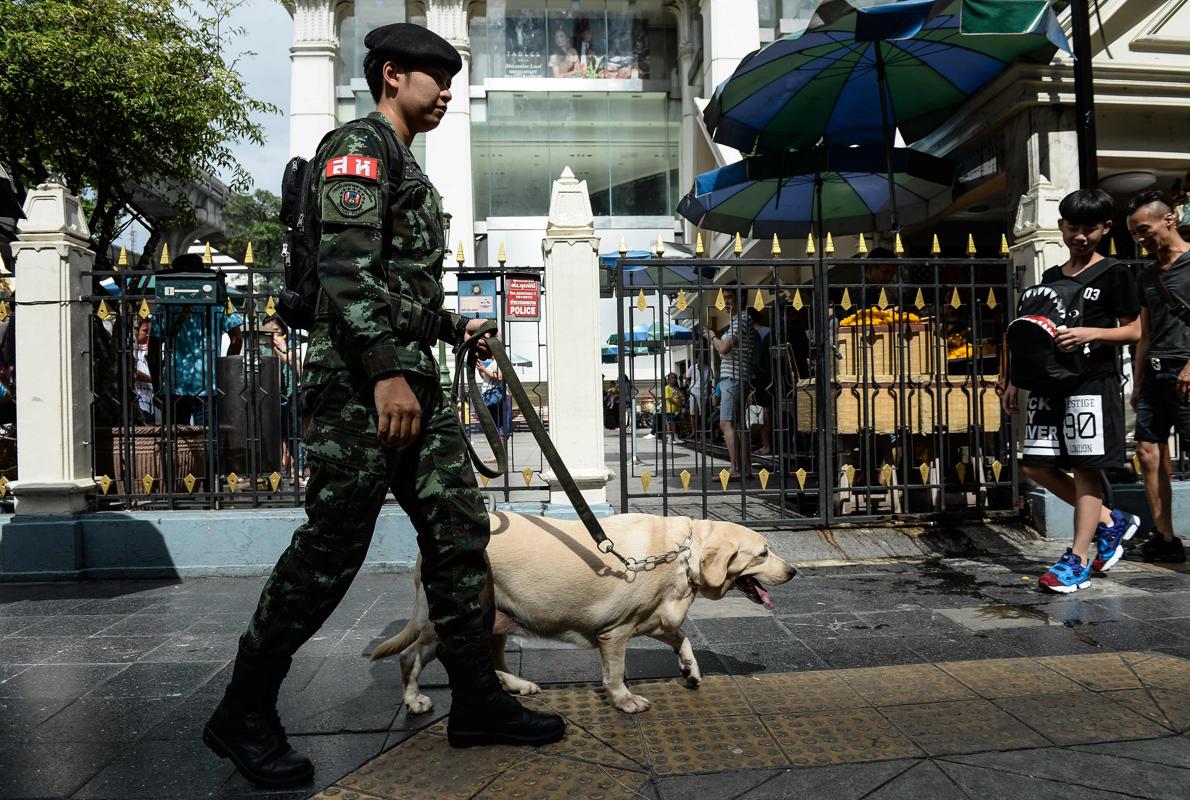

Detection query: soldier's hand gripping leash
(454, 320), (690, 572)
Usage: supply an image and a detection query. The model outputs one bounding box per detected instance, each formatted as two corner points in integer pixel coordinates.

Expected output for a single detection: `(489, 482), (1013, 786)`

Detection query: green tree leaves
(0, 0), (278, 263)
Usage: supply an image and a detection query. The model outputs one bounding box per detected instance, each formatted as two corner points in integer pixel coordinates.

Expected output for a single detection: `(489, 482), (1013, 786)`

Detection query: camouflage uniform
(243, 113), (488, 657)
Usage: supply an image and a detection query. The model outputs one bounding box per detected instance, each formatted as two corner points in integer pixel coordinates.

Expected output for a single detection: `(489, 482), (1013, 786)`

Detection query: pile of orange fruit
(839, 307), (922, 327)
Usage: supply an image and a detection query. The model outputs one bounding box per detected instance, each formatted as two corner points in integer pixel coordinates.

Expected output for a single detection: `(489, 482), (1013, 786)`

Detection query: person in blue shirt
(148, 253), (244, 425)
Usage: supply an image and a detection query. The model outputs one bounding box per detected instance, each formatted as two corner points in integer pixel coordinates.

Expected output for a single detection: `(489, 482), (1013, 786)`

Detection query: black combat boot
(203, 642), (314, 789)
(439, 637), (566, 748)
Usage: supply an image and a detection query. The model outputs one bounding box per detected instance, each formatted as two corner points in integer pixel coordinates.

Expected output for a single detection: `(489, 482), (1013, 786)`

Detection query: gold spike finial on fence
(636, 290), (648, 312)
(714, 287), (726, 310)
(1140, 243), (1149, 257)
(1000, 234), (1010, 256)
(618, 235), (628, 256)
(676, 288), (688, 312)
(1109, 238), (1117, 256)
(857, 232), (868, 254)
(791, 288), (804, 311)
(117, 245), (128, 267)
(805, 233), (816, 256)
(522, 467), (534, 486)
(695, 231), (704, 256)
(771, 234), (782, 257)
(640, 471), (652, 492)
(680, 469), (691, 491)
(966, 234), (977, 256)
(655, 233), (665, 257)
(183, 473), (197, 493)
(795, 467), (807, 491)
(719, 469), (731, 491)
(244, 242), (255, 265)
(203, 241), (213, 265)
(894, 233), (904, 255)
(98, 475), (113, 495)
(456, 241), (466, 266)
(733, 232), (743, 256)
(931, 234), (941, 255)
(758, 469), (770, 491)
(753, 289), (766, 312)
(825, 232), (835, 255)
(159, 243), (171, 266)
(497, 241), (507, 265)
(139, 299), (151, 320)
(227, 473), (240, 493)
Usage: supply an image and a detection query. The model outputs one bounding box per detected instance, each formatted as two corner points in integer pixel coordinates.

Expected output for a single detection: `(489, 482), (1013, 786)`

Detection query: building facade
(289, 0), (1190, 275)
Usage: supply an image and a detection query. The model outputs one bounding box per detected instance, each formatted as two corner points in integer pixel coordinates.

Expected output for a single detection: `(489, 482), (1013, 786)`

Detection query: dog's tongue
(755, 582), (773, 610)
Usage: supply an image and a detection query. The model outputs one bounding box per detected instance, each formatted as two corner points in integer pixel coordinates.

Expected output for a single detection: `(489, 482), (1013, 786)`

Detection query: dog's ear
(701, 537), (743, 592)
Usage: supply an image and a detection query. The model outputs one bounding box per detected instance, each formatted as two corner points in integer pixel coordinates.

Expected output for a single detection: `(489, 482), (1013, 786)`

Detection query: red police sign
(505, 276), (540, 321)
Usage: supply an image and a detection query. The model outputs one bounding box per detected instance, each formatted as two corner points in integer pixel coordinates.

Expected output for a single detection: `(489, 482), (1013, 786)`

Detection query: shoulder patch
(325, 155), (380, 182)
(322, 179), (381, 227)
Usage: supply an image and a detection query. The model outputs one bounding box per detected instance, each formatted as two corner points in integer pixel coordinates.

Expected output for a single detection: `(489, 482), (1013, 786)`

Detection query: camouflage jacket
(303, 112), (464, 387)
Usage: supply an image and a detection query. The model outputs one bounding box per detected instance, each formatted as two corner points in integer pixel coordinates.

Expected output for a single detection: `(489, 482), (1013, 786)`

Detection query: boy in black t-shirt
(1003, 189), (1142, 593)
(1128, 190), (1190, 563)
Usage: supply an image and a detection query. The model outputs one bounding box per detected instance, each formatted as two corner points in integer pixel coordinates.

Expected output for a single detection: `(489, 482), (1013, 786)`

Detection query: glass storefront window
(472, 91), (678, 220)
(470, 0), (674, 83)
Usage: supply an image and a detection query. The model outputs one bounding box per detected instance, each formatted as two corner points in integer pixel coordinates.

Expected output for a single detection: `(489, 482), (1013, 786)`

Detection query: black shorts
(1135, 363), (1190, 446)
(1020, 374), (1125, 469)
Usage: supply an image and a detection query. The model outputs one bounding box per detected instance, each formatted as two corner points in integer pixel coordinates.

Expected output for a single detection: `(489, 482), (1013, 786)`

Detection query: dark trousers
(243, 371), (490, 658)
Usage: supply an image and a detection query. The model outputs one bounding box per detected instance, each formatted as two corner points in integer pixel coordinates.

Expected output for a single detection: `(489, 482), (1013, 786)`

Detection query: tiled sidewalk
(2, 551), (1190, 799)
(315, 651), (1190, 800)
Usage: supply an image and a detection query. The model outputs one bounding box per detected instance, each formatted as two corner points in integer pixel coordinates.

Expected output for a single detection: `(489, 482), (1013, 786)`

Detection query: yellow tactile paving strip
(310, 651), (1190, 800)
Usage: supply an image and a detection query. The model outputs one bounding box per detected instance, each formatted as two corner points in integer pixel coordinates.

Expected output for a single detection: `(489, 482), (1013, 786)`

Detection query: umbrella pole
(874, 44), (900, 232)
(813, 174), (834, 524)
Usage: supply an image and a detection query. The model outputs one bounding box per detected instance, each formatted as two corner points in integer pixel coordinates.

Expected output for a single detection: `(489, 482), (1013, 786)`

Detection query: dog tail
(370, 618), (419, 661)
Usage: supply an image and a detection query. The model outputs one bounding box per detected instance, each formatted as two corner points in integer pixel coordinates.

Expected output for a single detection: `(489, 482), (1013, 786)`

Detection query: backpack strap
(1067, 257), (1116, 287)
(1150, 265), (1190, 327)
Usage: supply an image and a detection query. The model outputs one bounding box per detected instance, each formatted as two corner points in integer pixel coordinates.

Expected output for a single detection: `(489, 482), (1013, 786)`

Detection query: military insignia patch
(324, 180), (378, 223)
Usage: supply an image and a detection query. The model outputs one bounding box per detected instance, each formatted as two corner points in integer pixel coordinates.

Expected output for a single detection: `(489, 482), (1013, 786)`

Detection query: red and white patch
(325, 155), (379, 181)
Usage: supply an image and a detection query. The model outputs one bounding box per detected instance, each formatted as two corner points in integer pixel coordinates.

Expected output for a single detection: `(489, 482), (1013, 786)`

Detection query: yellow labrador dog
(371, 511), (797, 714)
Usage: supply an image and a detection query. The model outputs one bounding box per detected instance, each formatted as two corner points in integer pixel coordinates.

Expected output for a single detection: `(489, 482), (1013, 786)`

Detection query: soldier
(203, 23), (564, 789)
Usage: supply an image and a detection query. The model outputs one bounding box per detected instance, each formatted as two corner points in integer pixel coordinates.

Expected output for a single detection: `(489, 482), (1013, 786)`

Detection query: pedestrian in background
(1129, 190), (1190, 564)
(1002, 189), (1141, 593)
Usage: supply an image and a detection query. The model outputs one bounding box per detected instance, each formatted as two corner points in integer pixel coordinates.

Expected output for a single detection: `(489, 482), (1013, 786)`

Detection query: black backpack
(1007, 258), (1116, 394)
(278, 118), (404, 330)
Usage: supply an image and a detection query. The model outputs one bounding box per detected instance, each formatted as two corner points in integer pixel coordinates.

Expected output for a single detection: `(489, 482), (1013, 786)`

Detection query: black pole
(873, 43), (900, 231)
(1070, 0), (1098, 189)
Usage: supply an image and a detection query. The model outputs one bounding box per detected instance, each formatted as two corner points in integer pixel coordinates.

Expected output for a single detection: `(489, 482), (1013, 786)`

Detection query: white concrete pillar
(425, 0), (476, 276)
(1012, 177), (1067, 289)
(700, 0), (760, 97)
(289, 0), (339, 158)
(9, 182), (97, 514)
(541, 168), (612, 508)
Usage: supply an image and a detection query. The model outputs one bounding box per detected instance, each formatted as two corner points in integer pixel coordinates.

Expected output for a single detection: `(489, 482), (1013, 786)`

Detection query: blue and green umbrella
(705, 0), (1069, 154)
(677, 145), (955, 239)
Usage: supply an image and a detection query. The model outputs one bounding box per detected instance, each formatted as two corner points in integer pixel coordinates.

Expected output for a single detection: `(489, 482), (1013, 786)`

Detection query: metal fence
(444, 264), (552, 505)
(85, 262), (305, 510)
(610, 253), (1020, 527)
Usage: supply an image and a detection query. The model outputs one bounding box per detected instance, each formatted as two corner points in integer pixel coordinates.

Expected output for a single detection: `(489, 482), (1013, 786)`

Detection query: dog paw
(502, 677), (541, 696)
(682, 670), (702, 689)
(613, 693), (652, 714)
(405, 693), (434, 714)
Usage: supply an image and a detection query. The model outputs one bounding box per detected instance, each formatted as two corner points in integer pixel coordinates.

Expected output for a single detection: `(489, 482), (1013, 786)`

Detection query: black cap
(364, 23), (462, 77)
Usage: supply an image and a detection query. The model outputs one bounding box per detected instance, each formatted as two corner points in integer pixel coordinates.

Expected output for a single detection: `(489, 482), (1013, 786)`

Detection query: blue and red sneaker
(1039, 549), (1092, 594)
(1091, 509), (1141, 573)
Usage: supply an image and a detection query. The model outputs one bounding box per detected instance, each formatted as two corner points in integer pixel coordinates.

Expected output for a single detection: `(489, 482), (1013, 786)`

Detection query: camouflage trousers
(243, 369), (490, 658)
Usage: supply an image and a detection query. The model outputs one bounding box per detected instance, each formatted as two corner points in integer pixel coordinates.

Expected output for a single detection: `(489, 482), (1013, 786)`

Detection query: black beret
(364, 23), (462, 77)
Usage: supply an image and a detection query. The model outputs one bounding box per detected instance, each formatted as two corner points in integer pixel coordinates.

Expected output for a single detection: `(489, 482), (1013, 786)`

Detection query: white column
(700, 0), (760, 97)
(541, 168), (612, 508)
(289, 0), (339, 158)
(1012, 177), (1067, 289)
(9, 182), (96, 514)
(425, 0), (476, 275)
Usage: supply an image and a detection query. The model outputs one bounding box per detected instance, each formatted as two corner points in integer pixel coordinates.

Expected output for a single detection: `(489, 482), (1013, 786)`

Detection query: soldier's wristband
(362, 341), (403, 381)
(438, 311), (470, 345)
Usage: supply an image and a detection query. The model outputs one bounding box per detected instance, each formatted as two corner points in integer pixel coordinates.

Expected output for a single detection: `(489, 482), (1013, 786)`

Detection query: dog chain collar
(607, 527), (693, 573)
